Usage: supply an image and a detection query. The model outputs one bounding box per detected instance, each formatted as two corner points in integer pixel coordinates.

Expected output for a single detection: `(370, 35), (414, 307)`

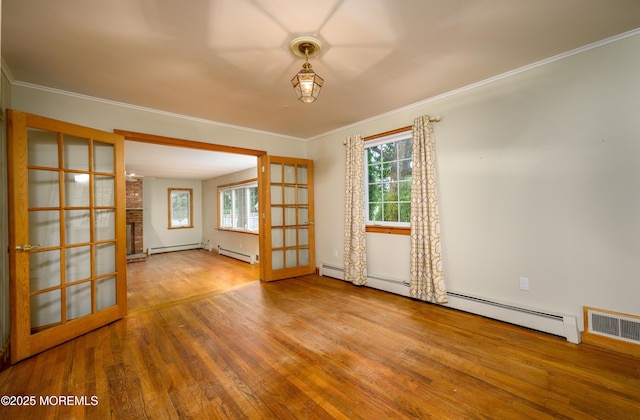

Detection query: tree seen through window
(366, 136), (412, 224)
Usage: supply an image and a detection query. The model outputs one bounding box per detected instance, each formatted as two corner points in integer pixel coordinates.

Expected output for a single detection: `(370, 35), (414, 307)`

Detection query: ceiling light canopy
(290, 37), (324, 103)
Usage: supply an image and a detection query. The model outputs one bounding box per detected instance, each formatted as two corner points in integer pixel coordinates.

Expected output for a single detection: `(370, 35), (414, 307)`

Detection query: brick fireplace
(126, 179), (145, 261)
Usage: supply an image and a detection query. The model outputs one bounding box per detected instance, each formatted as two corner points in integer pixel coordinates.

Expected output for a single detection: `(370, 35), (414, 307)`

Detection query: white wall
(142, 178), (203, 252)
(9, 84), (308, 158)
(308, 33), (640, 330)
(202, 166), (259, 260)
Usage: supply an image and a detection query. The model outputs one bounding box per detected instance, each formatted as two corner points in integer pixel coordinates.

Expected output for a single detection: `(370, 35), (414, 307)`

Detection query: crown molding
(5, 77), (307, 142)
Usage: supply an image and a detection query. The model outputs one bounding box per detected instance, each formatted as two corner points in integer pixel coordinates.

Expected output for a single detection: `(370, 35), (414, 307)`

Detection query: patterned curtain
(409, 116), (447, 303)
(344, 135), (367, 285)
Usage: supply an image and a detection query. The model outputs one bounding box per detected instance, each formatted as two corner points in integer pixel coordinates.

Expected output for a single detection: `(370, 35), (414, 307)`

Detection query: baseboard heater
(148, 243), (201, 255)
(319, 263), (580, 344)
(218, 245), (255, 264)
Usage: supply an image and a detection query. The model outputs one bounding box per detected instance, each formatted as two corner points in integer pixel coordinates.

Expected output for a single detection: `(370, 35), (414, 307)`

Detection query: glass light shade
(291, 65), (324, 103)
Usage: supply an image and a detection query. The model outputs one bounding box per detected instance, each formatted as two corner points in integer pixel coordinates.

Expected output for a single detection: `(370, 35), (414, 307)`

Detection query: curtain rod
(344, 115), (441, 144)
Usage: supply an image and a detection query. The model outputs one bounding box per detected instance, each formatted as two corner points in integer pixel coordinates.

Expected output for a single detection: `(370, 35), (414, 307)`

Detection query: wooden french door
(259, 156), (315, 281)
(7, 110), (127, 363)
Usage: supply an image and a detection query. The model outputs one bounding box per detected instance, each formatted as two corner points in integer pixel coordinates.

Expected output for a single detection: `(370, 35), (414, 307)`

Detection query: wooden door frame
(113, 130), (272, 278)
(113, 130), (267, 158)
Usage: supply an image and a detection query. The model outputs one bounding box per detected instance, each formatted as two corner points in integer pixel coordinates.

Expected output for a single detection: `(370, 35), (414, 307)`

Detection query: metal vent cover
(589, 309), (640, 344)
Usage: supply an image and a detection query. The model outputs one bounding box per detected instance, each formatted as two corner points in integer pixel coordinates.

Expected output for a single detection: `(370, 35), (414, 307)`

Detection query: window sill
(217, 228), (259, 236)
(365, 225), (410, 235)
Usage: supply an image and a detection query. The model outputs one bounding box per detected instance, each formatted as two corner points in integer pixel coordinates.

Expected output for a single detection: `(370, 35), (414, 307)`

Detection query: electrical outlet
(332, 248), (338, 257)
(519, 277), (530, 291)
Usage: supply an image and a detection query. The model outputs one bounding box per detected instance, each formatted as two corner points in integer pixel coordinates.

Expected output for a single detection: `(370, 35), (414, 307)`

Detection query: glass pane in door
(298, 186), (308, 204)
(272, 228), (284, 248)
(29, 210), (60, 248)
(93, 141), (115, 172)
(285, 208), (296, 225)
(270, 163), (282, 183)
(298, 208), (309, 224)
(271, 207), (283, 225)
(286, 249), (297, 268)
(28, 169), (60, 207)
(284, 186), (296, 204)
(285, 228), (296, 246)
(272, 250), (284, 270)
(299, 248), (310, 266)
(66, 210), (91, 244)
(66, 246), (92, 282)
(95, 209), (115, 241)
(271, 185), (283, 205)
(297, 166), (308, 184)
(65, 172), (90, 207)
(94, 176), (115, 206)
(29, 250), (61, 291)
(28, 128), (59, 168)
(67, 282), (92, 320)
(96, 243), (116, 275)
(31, 290), (61, 329)
(284, 164), (296, 183)
(298, 227), (309, 246)
(96, 276), (116, 310)
(63, 135), (89, 171)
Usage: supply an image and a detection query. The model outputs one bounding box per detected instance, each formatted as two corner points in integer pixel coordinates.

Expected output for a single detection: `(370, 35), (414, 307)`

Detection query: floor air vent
(587, 308), (640, 344)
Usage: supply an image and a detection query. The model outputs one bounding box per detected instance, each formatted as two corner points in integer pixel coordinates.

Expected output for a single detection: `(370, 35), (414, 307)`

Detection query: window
(168, 188), (193, 229)
(365, 131), (413, 228)
(218, 179), (258, 233)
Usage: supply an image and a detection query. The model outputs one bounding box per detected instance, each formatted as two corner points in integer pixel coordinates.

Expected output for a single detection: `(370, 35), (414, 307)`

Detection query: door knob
(15, 243), (41, 252)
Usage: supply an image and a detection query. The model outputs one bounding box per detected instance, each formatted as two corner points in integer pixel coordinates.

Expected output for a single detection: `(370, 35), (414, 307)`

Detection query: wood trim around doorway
(114, 130), (267, 157)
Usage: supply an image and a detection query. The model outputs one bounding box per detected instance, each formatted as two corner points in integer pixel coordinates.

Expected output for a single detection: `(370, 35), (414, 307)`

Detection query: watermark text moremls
(39, 395), (99, 406)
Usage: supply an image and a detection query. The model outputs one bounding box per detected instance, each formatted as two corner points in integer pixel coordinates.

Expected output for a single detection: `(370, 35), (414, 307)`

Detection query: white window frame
(364, 130), (413, 228)
(168, 188), (193, 229)
(218, 180), (259, 233)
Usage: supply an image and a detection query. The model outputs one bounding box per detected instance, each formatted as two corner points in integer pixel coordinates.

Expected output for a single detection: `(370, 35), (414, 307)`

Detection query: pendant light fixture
(290, 37), (324, 103)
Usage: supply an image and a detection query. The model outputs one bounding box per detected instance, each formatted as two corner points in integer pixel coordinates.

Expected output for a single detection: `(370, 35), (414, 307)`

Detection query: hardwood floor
(126, 250), (259, 311)
(0, 251), (638, 419)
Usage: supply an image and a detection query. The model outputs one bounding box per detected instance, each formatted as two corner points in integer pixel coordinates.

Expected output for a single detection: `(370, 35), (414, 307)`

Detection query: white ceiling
(3, 0), (640, 179)
(124, 141), (257, 180)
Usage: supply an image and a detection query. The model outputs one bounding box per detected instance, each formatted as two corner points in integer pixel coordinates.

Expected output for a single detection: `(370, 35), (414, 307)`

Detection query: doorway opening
(116, 130), (265, 310)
